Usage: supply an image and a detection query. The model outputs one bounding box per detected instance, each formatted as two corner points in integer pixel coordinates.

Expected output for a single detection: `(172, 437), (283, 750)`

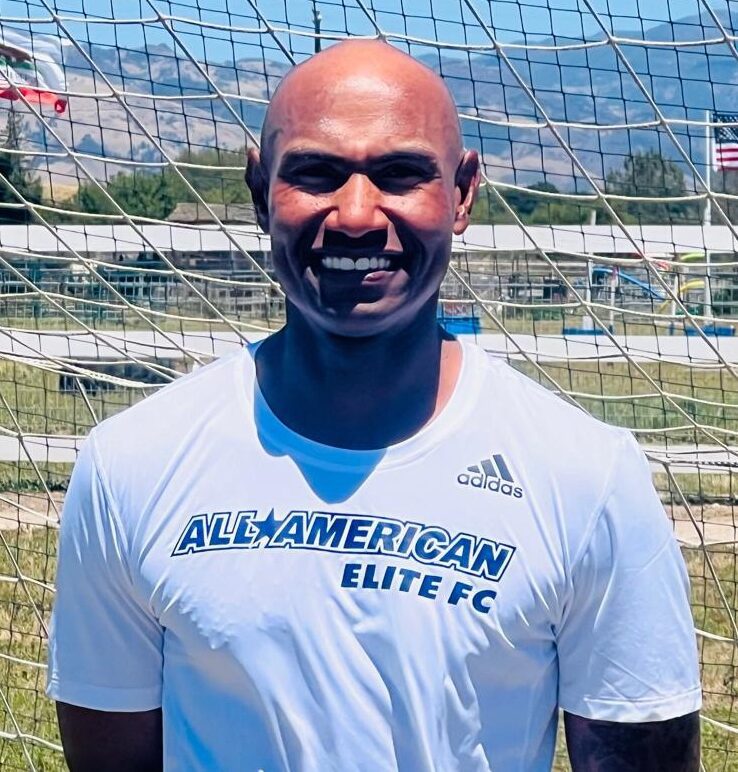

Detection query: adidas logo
(457, 454), (524, 498)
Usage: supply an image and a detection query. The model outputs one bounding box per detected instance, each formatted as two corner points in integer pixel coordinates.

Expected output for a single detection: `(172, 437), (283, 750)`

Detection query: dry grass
(0, 524), (731, 770)
(4, 342), (738, 445)
(514, 357), (738, 448)
(0, 525), (61, 771)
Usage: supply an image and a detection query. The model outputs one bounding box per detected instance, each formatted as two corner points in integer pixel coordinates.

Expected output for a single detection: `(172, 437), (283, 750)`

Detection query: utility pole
(312, 1), (322, 53)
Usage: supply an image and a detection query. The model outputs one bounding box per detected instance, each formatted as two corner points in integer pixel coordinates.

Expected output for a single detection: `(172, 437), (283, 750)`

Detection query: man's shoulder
(91, 347), (250, 469)
(476, 349), (632, 491)
(476, 351), (655, 566)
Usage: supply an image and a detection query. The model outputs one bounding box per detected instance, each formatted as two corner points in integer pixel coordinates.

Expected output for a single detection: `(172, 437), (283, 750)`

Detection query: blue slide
(591, 266), (666, 301)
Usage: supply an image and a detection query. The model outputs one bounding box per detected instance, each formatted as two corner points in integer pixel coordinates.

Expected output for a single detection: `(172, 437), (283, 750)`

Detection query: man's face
(253, 63), (474, 338)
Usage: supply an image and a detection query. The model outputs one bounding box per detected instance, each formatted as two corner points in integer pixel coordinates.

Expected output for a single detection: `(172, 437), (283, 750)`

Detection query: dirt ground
(667, 503), (738, 547)
(0, 492), (63, 531)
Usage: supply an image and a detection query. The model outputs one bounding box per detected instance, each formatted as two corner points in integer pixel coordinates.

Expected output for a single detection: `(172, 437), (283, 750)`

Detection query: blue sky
(0, 0), (731, 64)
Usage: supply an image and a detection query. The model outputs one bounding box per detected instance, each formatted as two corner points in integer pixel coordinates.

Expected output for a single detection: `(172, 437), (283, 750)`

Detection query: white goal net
(0, 0), (737, 768)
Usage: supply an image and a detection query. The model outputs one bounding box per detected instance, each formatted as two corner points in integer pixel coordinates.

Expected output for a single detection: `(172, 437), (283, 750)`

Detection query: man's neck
(254, 305), (462, 450)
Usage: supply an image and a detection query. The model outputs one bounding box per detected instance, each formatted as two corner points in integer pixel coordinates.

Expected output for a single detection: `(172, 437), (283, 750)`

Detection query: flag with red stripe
(714, 112), (738, 170)
(0, 28), (66, 114)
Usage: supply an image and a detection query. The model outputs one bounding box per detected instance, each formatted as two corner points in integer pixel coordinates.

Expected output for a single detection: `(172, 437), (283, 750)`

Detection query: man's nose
(326, 173), (389, 237)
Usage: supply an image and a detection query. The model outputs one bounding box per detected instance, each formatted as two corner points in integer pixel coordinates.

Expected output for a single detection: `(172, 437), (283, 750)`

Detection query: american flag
(713, 112), (738, 170)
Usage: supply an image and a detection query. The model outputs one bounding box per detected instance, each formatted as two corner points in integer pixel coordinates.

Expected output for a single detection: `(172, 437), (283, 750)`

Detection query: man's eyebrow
(277, 150), (440, 172)
(278, 151), (345, 170)
(372, 151), (440, 168)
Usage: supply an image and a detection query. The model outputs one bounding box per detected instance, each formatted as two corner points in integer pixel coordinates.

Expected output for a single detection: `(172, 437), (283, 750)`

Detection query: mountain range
(6, 10), (738, 199)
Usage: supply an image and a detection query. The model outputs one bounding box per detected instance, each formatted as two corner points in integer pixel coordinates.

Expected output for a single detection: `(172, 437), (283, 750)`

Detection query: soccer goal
(0, 0), (736, 768)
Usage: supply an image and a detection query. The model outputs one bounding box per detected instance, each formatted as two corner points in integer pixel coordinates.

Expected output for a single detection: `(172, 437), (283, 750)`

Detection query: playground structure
(572, 251), (737, 335)
(590, 264), (667, 332)
(655, 252), (707, 317)
(656, 279), (705, 315)
(592, 265), (666, 302)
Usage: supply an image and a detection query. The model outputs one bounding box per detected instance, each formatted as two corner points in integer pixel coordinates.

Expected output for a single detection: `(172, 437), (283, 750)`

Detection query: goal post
(0, 1), (736, 768)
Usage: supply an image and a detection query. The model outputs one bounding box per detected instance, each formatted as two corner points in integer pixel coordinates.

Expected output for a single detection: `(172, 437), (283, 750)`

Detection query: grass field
(0, 525), (60, 771)
(516, 358), (738, 449)
(0, 524), (733, 770)
(3, 354), (736, 501)
(2, 343), (738, 441)
(0, 314), (278, 334)
(0, 359), (145, 441)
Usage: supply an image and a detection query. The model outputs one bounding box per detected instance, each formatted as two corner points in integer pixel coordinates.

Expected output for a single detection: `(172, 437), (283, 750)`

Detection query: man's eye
(287, 164), (343, 189)
(385, 165), (423, 178)
(374, 165), (430, 189)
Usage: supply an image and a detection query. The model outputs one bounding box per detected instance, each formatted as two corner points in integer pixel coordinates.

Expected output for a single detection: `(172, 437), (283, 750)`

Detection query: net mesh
(0, 0), (736, 768)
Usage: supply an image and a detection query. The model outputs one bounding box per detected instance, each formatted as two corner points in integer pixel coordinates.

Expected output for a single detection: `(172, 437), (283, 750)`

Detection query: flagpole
(705, 110), (712, 227)
(704, 109), (713, 320)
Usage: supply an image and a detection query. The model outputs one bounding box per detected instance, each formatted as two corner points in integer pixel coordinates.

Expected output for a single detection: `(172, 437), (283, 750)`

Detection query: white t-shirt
(47, 339), (701, 771)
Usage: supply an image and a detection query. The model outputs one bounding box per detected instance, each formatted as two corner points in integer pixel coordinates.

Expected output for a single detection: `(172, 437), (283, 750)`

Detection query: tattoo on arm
(564, 711), (700, 772)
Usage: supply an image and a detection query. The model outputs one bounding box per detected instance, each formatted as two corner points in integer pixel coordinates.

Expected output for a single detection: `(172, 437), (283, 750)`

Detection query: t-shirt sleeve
(556, 432), (702, 722)
(46, 432), (163, 711)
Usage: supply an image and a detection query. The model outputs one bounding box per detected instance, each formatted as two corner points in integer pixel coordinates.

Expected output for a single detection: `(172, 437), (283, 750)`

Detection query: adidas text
(458, 454), (524, 498)
(457, 473), (523, 498)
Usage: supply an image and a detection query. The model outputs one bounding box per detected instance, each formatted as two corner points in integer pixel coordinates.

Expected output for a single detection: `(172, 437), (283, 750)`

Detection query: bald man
(49, 41), (700, 771)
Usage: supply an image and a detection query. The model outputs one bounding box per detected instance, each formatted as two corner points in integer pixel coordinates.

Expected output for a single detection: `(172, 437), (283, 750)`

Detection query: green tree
(73, 169), (179, 220)
(0, 108), (43, 223)
(172, 147), (252, 205)
(526, 200), (592, 225)
(503, 181), (559, 217)
(471, 181), (591, 225)
(605, 151), (700, 224)
(470, 185), (513, 224)
(69, 146), (252, 220)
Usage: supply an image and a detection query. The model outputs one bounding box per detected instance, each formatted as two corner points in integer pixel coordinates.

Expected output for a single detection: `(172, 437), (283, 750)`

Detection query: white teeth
(319, 256), (396, 271)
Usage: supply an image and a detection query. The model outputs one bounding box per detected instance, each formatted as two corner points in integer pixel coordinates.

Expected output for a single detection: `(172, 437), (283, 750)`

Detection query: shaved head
(259, 40), (462, 174)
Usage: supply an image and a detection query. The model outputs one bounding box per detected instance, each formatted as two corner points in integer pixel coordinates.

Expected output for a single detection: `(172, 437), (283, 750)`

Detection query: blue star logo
(251, 509), (283, 542)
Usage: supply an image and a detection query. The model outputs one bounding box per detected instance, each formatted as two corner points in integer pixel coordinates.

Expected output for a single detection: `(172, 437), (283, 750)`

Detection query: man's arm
(49, 438), (165, 767)
(57, 703), (162, 772)
(564, 711), (700, 771)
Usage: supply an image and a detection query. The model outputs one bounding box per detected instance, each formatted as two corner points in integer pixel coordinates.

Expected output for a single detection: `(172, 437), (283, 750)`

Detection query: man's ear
(246, 147), (270, 233)
(453, 149), (481, 235)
